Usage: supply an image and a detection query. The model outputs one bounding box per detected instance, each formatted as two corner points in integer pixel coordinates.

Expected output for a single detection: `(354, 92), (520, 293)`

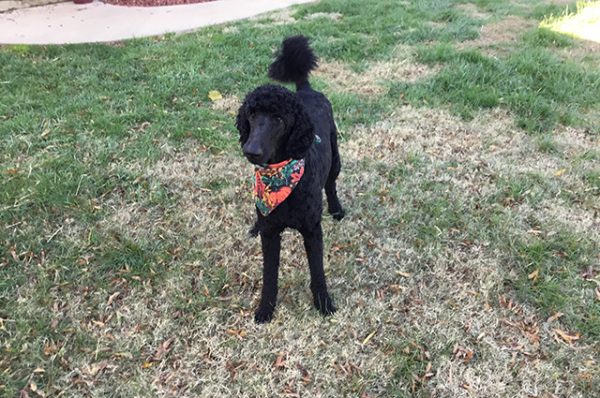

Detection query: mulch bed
(102, 0), (216, 7)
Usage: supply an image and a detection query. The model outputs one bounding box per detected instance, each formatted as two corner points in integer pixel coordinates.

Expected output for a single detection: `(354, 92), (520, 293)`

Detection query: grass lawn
(1, 0), (599, 396)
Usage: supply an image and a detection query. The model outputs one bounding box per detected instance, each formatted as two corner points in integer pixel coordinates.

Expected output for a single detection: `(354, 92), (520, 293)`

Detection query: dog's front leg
(301, 223), (337, 316)
(255, 230), (281, 323)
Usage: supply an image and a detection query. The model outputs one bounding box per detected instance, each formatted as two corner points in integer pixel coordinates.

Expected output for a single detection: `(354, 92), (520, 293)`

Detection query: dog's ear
(286, 104), (314, 159)
(236, 102), (250, 145)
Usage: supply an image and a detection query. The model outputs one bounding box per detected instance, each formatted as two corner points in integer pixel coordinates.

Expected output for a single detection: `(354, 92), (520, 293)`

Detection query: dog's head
(236, 84), (314, 165)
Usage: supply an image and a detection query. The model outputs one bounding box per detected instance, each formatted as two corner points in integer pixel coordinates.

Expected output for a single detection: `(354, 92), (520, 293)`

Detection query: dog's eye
(275, 116), (283, 124)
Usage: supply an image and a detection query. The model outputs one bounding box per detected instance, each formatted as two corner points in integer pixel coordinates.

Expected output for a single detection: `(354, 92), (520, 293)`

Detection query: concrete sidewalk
(0, 0), (315, 45)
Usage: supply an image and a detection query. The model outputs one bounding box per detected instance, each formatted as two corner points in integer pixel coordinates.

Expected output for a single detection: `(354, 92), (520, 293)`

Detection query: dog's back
(268, 36), (339, 189)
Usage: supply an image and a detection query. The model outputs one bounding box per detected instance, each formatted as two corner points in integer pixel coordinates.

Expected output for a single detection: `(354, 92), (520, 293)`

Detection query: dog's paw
(313, 293), (337, 316)
(254, 307), (275, 324)
(248, 223), (260, 238)
(329, 208), (345, 221)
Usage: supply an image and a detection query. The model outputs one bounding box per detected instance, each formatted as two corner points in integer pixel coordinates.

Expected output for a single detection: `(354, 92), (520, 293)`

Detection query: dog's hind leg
(255, 229), (282, 323)
(300, 223), (337, 316)
(325, 127), (345, 221)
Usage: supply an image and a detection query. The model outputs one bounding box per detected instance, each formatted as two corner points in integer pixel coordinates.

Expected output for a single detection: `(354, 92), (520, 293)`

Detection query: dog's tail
(268, 35), (317, 91)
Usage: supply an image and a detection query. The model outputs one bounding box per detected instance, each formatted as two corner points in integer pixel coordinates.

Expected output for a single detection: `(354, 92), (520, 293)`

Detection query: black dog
(236, 36), (345, 323)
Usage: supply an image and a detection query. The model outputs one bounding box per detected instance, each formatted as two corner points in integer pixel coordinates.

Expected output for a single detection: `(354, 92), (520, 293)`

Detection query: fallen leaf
(423, 361), (434, 379)
(152, 338), (174, 362)
(528, 268), (540, 281)
(6, 168), (19, 175)
(547, 312), (564, 323)
(113, 352), (133, 359)
(30, 383), (37, 392)
(10, 247), (19, 261)
(297, 363), (311, 385)
(91, 320), (105, 328)
(225, 329), (247, 340)
(107, 292), (120, 306)
(453, 345), (474, 364)
(581, 266), (594, 280)
(554, 328), (581, 345)
(498, 295), (523, 315)
(596, 287), (600, 302)
(361, 330), (377, 345)
(522, 322), (540, 345)
(208, 90), (223, 101)
(85, 361), (108, 377)
(396, 271), (411, 278)
(387, 284), (404, 294)
(274, 352), (286, 369)
(142, 361), (154, 369)
(136, 121), (151, 132)
(461, 383), (475, 394)
(43, 342), (57, 356)
(225, 360), (241, 380)
(554, 168), (567, 177)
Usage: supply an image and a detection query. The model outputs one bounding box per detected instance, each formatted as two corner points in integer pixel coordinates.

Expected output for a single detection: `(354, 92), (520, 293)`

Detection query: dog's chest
(259, 169), (323, 230)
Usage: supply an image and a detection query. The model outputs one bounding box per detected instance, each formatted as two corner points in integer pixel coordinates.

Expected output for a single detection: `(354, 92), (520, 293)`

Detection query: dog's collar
(254, 158), (305, 216)
(252, 135), (321, 216)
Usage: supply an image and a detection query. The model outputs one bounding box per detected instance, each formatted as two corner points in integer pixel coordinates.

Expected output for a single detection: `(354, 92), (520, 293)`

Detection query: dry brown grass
(315, 51), (438, 96)
(249, 7), (297, 29)
(305, 11), (343, 21)
(75, 102), (598, 397)
(5, 2), (600, 397)
(460, 16), (537, 55)
(211, 94), (241, 115)
(456, 3), (492, 20)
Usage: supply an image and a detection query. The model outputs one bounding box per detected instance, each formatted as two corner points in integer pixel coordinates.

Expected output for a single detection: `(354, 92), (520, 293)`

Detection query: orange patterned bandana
(254, 158), (305, 216)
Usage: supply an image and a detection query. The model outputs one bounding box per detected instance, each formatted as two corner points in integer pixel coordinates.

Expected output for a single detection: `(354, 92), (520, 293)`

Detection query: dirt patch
(537, 199), (600, 239)
(222, 26), (240, 34)
(345, 104), (597, 179)
(456, 3), (492, 20)
(211, 94), (240, 115)
(145, 146), (252, 231)
(343, 106), (518, 165)
(251, 7), (296, 28)
(488, 124), (599, 186)
(555, 41), (600, 67)
(461, 16), (536, 54)
(315, 56), (438, 96)
(305, 12), (343, 21)
(101, 200), (167, 241)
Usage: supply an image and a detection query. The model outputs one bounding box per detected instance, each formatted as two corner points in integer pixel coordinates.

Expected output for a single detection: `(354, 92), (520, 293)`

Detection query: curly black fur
(237, 84), (314, 160)
(268, 35), (318, 86)
(236, 36), (345, 323)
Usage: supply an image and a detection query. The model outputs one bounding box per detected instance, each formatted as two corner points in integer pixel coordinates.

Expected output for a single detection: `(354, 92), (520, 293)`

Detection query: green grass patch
(510, 229), (600, 339)
(492, 173), (552, 207)
(582, 169), (600, 191)
(393, 43), (600, 132)
(387, 340), (432, 397)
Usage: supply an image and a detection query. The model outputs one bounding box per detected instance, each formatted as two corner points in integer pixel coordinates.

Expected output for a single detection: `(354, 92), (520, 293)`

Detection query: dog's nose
(243, 149), (264, 164)
(243, 142), (264, 164)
